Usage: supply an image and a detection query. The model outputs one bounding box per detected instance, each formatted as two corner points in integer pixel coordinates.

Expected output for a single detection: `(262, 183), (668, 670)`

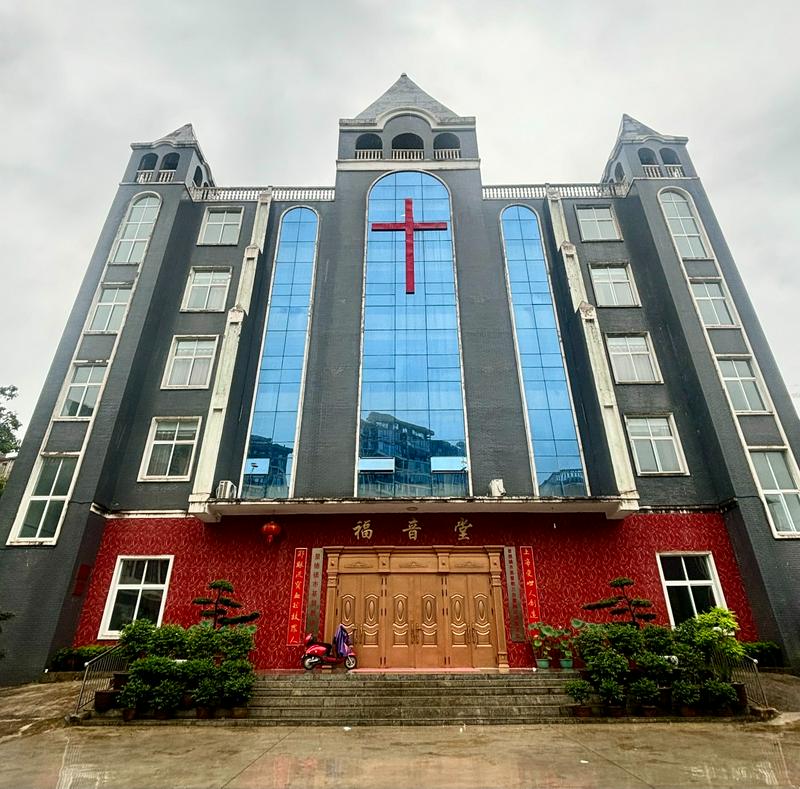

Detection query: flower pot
(112, 672), (130, 691)
(153, 709), (172, 720)
(732, 682), (748, 711)
(607, 705), (625, 718)
(195, 706), (213, 719)
(214, 707), (233, 719)
(573, 704), (592, 718)
(680, 705), (697, 717)
(535, 658), (550, 669)
(559, 659), (573, 669)
(121, 708), (136, 723)
(232, 706), (249, 719)
(658, 686), (671, 709)
(642, 705), (658, 718)
(180, 693), (194, 710)
(93, 689), (118, 713)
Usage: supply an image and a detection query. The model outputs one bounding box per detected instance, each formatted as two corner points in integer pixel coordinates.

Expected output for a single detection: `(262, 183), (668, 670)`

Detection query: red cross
(371, 198), (447, 294)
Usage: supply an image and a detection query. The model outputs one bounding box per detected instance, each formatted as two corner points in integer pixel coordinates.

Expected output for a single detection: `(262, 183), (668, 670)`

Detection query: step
(250, 684), (570, 696)
(247, 695), (572, 709)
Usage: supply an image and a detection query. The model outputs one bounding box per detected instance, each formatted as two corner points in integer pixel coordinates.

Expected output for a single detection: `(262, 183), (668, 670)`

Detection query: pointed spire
(354, 74), (461, 122)
(153, 123), (198, 146)
(617, 114), (662, 141)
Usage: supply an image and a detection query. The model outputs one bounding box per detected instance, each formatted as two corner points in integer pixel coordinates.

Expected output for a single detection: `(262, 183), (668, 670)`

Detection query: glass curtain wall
(358, 172), (469, 497)
(242, 207), (318, 498)
(501, 206), (586, 496)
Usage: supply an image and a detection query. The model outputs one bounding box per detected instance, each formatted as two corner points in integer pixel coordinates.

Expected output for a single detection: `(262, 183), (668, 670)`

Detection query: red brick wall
(74, 510), (757, 669)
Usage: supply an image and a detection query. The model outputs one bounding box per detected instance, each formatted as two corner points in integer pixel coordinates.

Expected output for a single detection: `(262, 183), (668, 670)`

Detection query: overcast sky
(2, 0), (799, 435)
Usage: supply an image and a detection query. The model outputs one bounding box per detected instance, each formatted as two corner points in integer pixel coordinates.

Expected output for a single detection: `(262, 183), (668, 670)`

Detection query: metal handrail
(74, 644), (128, 715)
(710, 647), (769, 710)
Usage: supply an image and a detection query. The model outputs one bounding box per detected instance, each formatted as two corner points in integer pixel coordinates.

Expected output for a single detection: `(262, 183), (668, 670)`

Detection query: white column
(546, 188), (639, 512)
(189, 189), (273, 520)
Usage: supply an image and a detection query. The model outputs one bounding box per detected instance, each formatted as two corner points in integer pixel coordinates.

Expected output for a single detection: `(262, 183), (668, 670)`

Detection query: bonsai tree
(192, 579), (260, 628)
(582, 577), (656, 628)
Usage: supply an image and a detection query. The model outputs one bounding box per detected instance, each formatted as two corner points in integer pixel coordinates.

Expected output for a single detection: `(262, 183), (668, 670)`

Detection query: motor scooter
(301, 623), (358, 670)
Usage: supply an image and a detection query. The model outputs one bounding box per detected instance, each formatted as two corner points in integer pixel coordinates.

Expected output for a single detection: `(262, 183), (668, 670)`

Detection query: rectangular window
(658, 554), (723, 626)
(162, 337), (218, 389)
(16, 456), (78, 540)
(751, 450), (800, 533)
(60, 364), (106, 417)
(88, 287), (131, 333)
(691, 281), (735, 326)
(181, 268), (232, 312)
(139, 418), (201, 481)
(100, 556), (173, 638)
(198, 208), (243, 245)
(626, 415), (686, 475)
(590, 265), (638, 306)
(576, 206), (620, 241)
(719, 358), (766, 412)
(606, 335), (660, 383)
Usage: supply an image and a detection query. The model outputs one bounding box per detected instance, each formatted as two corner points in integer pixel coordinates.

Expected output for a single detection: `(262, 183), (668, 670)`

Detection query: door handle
(351, 625), (359, 645)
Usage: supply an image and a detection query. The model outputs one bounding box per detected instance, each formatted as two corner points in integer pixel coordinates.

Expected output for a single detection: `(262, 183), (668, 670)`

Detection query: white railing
(157, 171), (175, 183)
(189, 186), (335, 202)
(136, 170), (154, 184)
(482, 183), (624, 200)
(642, 164), (663, 178)
(392, 149), (424, 160)
(355, 149), (383, 160)
(664, 164), (685, 177)
(434, 148), (461, 160)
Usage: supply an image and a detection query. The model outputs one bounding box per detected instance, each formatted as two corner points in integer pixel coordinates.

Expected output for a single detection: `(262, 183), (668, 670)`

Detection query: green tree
(192, 579), (260, 628)
(0, 386), (22, 455)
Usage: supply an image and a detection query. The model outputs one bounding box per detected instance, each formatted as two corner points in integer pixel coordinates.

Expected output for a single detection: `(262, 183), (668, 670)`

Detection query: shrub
(180, 658), (216, 693)
(675, 608), (745, 663)
(564, 679), (593, 705)
(634, 651), (673, 685)
(672, 679), (701, 707)
(128, 656), (180, 686)
(193, 673), (222, 708)
(605, 623), (644, 658)
(640, 625), (675, 655)
(574, 625), (608, 662)
(118, 677), (150, 711)
(49, 645), (109, 671)
(628, 677), (659, 706)
(598, 679), (626, 706)
(217, 626), (256, 662)
(701, 679), (737, 711)
(150, 679), (184, 714)
(119, 619), (156, 660)
(742, 641), (782, 667)
(186, 623), (220, 661)
(672, 641), (708, 682)
(149, 624), (187, 659)
(586, 649), (629, 685)
(219, 659), (255, 707)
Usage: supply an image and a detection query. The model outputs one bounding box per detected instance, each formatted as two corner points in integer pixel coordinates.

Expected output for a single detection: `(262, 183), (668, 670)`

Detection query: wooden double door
(325, 547), (509, 670)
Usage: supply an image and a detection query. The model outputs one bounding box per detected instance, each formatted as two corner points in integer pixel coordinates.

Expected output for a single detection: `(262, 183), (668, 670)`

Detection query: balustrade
(642, 164), (663, 178)
(136, 171), (154, 184)
(664, 164), (685, 177)
(392, 149), (424, 160)
(157, 171), (175, 183)
(355, 149), (383, 160)
(434, 148), (461, 160)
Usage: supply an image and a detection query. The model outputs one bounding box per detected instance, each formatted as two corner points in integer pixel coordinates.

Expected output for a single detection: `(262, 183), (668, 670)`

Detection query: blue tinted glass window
(358, 172), (469, 497)
(501, 206), (587, 496)
(242, 207), (318, 498)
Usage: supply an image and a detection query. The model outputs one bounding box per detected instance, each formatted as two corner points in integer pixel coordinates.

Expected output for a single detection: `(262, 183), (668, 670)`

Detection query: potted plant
(193, 676), (221, 719)
(564, 679), (593, 717)
(628, 677), (659, 716)
(150, 679), (183, 719)
(220, 659), (255, 718)
(528, 623), (557, 668)
(117, 677), (149, 722)
(672, 679), (701, 716)
(119, 619), (156, 661)
(598, 679), (626, 716)
(556, 629), (575, 669)
(701, 679), (738, 716)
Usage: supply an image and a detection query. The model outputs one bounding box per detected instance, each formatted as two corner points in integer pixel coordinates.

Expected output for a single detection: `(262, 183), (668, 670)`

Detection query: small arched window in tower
(638, 148), (662, 177)
(433, 133), (461, 160)
(660, 148), (684, 177)
(391, 132), (424, 161)
(109, 194), (161, 264)
(193, 166), (203, 187)
(158, 153), (179, 183)
(614, 162), (625, 183)
(137, 153), (158, 183)
(355, 133), (383, 161)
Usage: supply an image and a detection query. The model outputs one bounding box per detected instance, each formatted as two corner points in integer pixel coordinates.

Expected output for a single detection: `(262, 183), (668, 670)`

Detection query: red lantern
(261, 521), (281, 545)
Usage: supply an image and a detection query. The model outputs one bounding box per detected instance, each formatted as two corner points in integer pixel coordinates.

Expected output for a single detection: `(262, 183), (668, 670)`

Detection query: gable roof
(354, 74), (462, 122)
(617, 114), (663, 141)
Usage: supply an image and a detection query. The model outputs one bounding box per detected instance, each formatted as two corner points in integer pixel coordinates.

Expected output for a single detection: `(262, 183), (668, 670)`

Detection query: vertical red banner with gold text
(519, 546), (541, 625)
(286, 548), (308, 646)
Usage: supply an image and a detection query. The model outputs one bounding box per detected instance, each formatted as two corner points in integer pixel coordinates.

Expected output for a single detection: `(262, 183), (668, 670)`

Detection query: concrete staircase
(248, 670), (576, 725)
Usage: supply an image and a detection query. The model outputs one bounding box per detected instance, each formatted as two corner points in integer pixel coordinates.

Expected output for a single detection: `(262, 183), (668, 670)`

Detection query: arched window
(660, 148), (680, 165)
(614, 163), (625, 183)
(659, 190), (708, 259)
(193, 166), (203, 187)
(138, 153), (157, 171)
(433, 133), (461, 160)
(501, 205), (586, 497)
(161, 153), (179, 170)
(638, 148), (662, 177)
(242, 207), (319, 500)
(109, 194), (161, 264)
(357, 172), (468, 498)
(355, 133), (383, 160)
(391, 133), (424, 160)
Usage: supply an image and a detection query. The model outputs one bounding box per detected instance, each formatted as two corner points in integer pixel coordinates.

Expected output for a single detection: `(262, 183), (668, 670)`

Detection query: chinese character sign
(286, 548), (308, 646)
(353, 520), (373, 540)
(402, 518), (421, 541)
(454, 518), (472, 541)
(519, 546), (541, 626)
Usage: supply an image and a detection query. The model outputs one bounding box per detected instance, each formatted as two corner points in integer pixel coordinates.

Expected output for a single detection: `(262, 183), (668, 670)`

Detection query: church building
(1, 75), (799, 682)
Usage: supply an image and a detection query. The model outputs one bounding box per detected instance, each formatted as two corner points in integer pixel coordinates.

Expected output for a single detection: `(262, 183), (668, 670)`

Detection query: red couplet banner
(286, 548), (308, 646)
(519, 546), (541, 625)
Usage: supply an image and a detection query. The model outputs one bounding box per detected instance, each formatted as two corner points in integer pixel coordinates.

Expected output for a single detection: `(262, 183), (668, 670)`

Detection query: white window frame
(161, 336), (219, 390)
(718, 357), (769, 414)
(57, 363), (107, 420)
(108, 193), (161, 265)
(86, 286), (132, 334)
(656, 552), (726, 628)
(180, 267), (232, 312)
(605, 334), (662, 384)
(749, 448), (800, 537)
(589, 263), (640, 307)
(659, 190), (709, 260)
(624, 414), (689, 476)
(138, 417), (202, 482)
(575, 205), (622, 242)
(197, 206), (244, 246)
(690, 280), (737, 327)
(7, 453), (80, 545)
(98, 555), (174, 639)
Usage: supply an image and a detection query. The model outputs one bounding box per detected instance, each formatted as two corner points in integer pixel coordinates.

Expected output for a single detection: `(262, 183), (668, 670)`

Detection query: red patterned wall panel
(74, 510), (758, 669)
